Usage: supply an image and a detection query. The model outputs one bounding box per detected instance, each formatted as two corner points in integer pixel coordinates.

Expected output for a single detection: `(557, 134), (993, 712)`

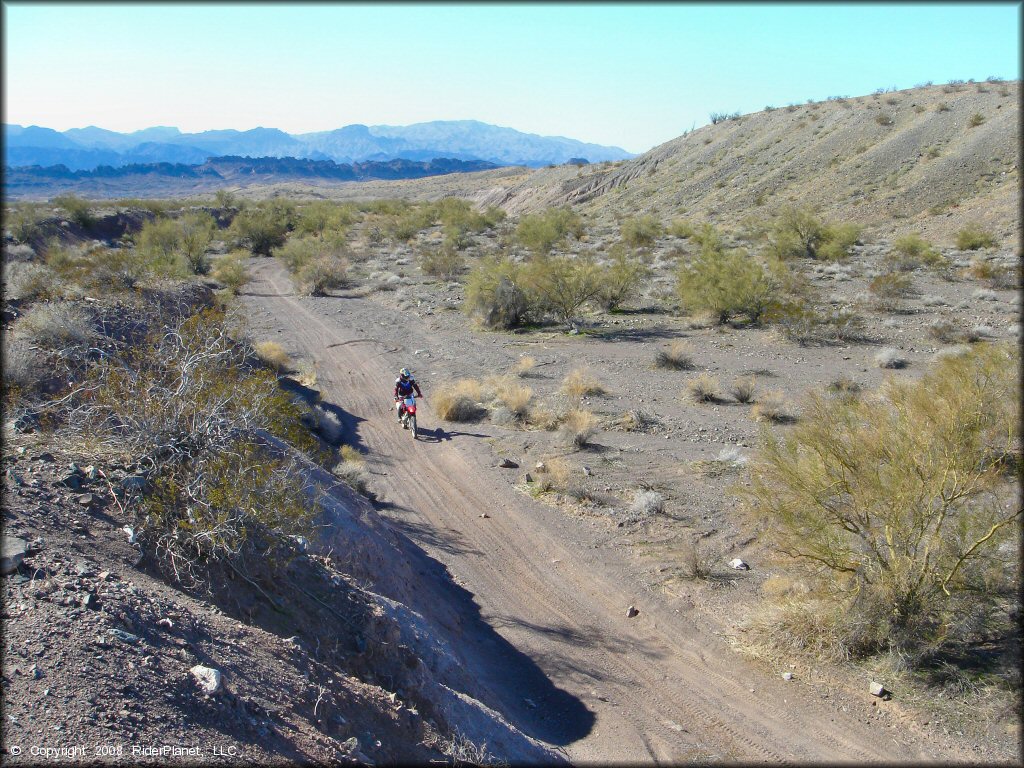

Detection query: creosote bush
(677, 242), (788, 325)
(620, 215), (663, 248)
(515, 207), (584, 253)
(955, 223), (998, 251)
(745, 343), (1020, 662)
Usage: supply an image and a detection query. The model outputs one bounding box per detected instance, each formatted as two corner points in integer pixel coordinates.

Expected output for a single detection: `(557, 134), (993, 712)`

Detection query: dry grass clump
(513, 355), (537, 377)
(525, 404), (560, 431)
(254, 341), (292, 373)
(561, 367), (606, 399)
(730, 375), (757, 403)
(686, 373), (721, 403)
(16, 301), (93, 348)
(4, 262), (59, 301)
(212, 252), (250, 294)
(679, 539), (717, 581)
(559, 408), (599, 448)
(2, 336), (45, 393)
(875, 347), (908, 369)
(615, 408), (660, 432)
(655, 340), (696, 370)
(333, 447), (369, 496)
(434, 378), (486, 422)
(307, 404), (342, 444)
(971, 288), (998, 302)
(927, 320), (969, 344)
(750, 390), (793, 423)
(487, 375), (534, 422)
(533, 456), (573, 493)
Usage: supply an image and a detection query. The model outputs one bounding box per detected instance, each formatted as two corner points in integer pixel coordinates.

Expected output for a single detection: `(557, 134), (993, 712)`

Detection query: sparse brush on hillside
(595, 245), (650, 311)
(275, 236), (349, 295)
(211, 251), (251, 294)
(522, 254), (603, 325)
(420, 243), (466, 281)
(620, 215), (663, 247)
(744, 343), (1020, 663)
(515, 207), (584, 253)
(52, 194), (95, 229)
(229, 203), (293, 256)
(64, 307), (323, 586)
(955, 223), (998, 251)
(887, 233), (947, 271)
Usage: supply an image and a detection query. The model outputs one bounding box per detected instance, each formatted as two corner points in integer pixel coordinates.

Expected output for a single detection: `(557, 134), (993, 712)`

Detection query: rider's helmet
(399, 367), (411, 380)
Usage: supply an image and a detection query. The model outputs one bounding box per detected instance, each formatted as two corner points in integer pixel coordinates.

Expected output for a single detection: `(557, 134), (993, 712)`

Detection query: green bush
(211, 252), (250, 294)
(136, 218), (190, 278)
(676, 243), (787, 324)
(955, 223), (998, 251)
(515, 207), (583, 253)
(888, 233), (947, 271)
(745, 343), (1020, 660)
(868, 271), (913, 298)
(178, 212), (216, 274)
(420, 244), (466, 281)
(523, 254), (602, 324)
(464, 255), (533, 329)
(668, 219), (697, 239)
(229, 205), (292, 256)
(52, 194), (95, 229)
(595, 247), (650, 311)
(274, 236), (348, 295)
(817, 223), (861, 261)
(620, 215), (663, 247)
(766, 205), (825, 259)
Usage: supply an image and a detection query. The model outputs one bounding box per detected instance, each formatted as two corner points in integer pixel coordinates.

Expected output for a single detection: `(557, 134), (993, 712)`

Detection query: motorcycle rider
(394, 368), (423, 423)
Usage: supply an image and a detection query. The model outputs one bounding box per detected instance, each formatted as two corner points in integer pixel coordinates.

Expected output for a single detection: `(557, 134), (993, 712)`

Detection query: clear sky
(3, 2), (1020, 154)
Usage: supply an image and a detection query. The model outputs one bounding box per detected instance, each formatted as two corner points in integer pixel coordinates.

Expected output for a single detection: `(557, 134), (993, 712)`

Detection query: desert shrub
(750, 390), (792, 423)
(52, 194), (95, 229)
(6, 206), (47, 244)
(888, 233), (946, 271)
(512, 356), (536, 377)
(296, 255), (349, 296)
(679, 539), (716, 580)
(178, 211), (217, 275)
(295, 200), (355, 239)
(686, 373), (721, 403)
(515, 207), (584, 253)
(489, 376), (533, 422)
(767, 205), (824, 259)
(4, 261), (59, 301)
(620, 215), (663, 247)
(668, 219), (697, 239)
(655, 340), (696, 370)
(463, 255), (533, 329)
(769, 304), (865, 346)
(229, 205), (291, 256)
(868, 271), (913, 298)
(816, 223), (861, 261)
(136, 217), (190, 278)
(927, 320), (969, 344)
(333, 458), (369, 497)
(561, 368), (605, 399)
(629, 490), (664, 517)
(254, 341), (292, 373)
(615, 408), (660, 432)
(745, 343), (1020, 660)
(66, 308), (321, 586)
(955, 223), (997, 251)
(533, 456), (574, 493)
(420, 244), (466, 280)
(731, 375), (758, 403)
(434, 379), (486, 422)
(306, 403), (342, 445)
(211, 252), (250, 294)
(3, 243), (36, 263)
(972, 288), (998, 302)
(522, 254), (602, 324)
(560, 408), (599, 448)
(875, 113), (894, 126)
(677, 245), (787, 325)
(2, 335), (45, 395)
(968, 113), (986, 127)
(595, 246), (649, 311)
(16, 301), (94, 348)
(875, 347), (908, 369)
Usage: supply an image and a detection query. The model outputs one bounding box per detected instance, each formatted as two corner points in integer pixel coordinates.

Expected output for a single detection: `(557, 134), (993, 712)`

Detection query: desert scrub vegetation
(228, 201), (294, 256)
(274, 235), (349, 295)
(595, 246), (649, 311)
(136, 211), (217, 276)
(515, 206), (584, 253)
(749, 390), (792, 423)
(52, 194), (95, 229)
(954, 223), (998, 251)
(561, 367), (605, 399)
(887, 233), (947, 271)
(211, 251), (251, 294)
(744, 342), (1020, 663)
(419, 243), (466, 281)
(463, 255), (532, 329)
(619, 215), (663, 247)
(559, 408), (599, 448)
(433, 379), (486, 422)
(655, 340), (696, 370)
(676, 240), (793, 325)
(60, 306), (325, 586)
(764, 205), (861, 261)
(254, 341), (292, 373)
(686, 373), (721, 403)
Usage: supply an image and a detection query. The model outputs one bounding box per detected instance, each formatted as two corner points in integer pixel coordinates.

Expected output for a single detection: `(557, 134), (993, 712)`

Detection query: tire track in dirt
(242, 259), (952, 764)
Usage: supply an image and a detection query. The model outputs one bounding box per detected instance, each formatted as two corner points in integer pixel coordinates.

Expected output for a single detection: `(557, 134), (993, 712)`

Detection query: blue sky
(3, 2), (1019, 153)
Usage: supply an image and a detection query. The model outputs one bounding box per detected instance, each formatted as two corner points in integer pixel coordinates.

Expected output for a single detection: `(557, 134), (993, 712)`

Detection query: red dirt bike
(395, 395), (419, 440)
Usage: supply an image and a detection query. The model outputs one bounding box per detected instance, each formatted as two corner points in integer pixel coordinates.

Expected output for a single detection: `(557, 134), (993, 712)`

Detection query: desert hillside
(466, 80), (1020, 244)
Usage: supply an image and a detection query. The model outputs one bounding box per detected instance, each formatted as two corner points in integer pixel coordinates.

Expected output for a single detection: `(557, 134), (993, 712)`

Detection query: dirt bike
(396, 395), (418, 440)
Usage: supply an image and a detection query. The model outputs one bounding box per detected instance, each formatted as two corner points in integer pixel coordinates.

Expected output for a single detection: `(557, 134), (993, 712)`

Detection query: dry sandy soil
(234, 222), (1020, 763)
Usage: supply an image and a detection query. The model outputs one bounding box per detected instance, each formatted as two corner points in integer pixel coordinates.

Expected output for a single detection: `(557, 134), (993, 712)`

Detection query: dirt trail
(242, 259), (954, 764)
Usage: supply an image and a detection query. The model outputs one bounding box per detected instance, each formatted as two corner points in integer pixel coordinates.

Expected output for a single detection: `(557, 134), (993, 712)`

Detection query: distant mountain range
(3, 120), (633, 171)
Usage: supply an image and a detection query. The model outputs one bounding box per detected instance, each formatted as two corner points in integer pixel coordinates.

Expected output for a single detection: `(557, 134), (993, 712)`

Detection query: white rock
(869, 681), (887, 697)
(191, 665), (222, 694)
(728, 558), (749, 570)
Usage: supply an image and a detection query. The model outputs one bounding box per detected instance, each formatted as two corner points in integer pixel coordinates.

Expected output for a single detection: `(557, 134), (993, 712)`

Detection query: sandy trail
(242, 259), (947, 764)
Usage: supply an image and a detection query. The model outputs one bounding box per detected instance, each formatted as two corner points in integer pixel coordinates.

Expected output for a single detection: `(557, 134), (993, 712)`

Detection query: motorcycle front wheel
(410, 415), (417, 440)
